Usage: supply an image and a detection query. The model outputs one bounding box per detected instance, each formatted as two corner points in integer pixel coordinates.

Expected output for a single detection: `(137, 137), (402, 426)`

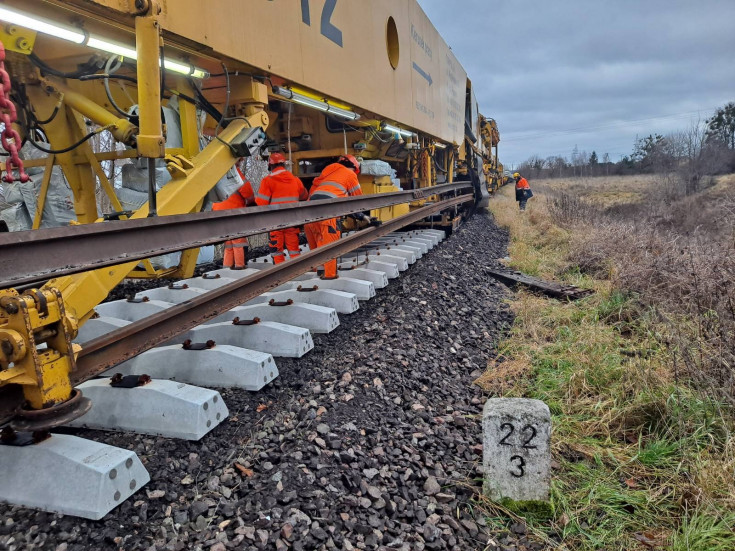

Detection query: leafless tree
(665, 118), (710, 196)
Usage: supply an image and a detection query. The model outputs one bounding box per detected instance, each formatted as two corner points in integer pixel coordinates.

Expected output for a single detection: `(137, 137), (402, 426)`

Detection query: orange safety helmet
(268, 152), (287, 167)
(338, 154), (360, 174)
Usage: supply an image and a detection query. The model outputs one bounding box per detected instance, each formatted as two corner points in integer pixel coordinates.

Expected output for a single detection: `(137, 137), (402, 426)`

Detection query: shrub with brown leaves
(548, 183), (735, 403)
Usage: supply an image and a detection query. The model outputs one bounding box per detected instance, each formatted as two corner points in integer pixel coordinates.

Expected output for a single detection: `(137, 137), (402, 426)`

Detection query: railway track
(0, 193), (474, 519)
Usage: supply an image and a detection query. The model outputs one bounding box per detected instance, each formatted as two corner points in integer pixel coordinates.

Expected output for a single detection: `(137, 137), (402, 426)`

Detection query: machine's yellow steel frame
(0, 0), (270, 413)
(0, 289), (78, 411)
(0, 0), (501, 416)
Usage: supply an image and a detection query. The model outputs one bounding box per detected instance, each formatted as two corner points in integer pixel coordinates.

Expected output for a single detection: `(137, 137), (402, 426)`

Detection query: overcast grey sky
(418, 0), (735, 169)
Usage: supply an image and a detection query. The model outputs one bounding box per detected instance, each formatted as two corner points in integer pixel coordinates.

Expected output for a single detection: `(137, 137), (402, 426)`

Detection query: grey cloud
(418, 0), (735, 167)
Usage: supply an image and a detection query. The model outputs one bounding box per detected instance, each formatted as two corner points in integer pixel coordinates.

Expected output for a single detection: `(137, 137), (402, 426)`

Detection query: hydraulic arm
(0, 0), (269, 426)
(0, 0), (501, 428)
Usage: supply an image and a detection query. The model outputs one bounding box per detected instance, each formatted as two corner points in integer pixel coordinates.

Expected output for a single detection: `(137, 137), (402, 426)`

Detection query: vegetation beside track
(476, 177), (735, 550)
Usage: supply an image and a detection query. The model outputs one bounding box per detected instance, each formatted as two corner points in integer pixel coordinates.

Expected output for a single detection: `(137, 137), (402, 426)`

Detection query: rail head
(0, 182), (473, 289)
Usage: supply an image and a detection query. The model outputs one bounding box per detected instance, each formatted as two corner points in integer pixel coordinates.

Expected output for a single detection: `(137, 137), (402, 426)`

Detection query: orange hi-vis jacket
(212, 181), (255, 211)
(212, 177), (254, 269)
(254, 168), (308, 206)
(309, 163), (363, 200)
(515, 177), (530, 190)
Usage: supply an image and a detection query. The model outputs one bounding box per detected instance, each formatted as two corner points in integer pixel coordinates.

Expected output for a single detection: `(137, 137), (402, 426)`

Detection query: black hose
(159, 45), (166, 100)
(29, 53), (101, 79)
(33, 105), (60, 126)
(27, 129), (102, 155)
(78, 74), (138, 84)
(214, 62), (230, 136)
(100, 55), (133, 119)
(190, 79), (223, 122)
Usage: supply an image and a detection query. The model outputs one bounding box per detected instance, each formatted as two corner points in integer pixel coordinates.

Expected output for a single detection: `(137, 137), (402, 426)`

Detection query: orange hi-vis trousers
(304, 218), (340, 278)
(223, 237), (248, 268)
(269, 227), (301, 264)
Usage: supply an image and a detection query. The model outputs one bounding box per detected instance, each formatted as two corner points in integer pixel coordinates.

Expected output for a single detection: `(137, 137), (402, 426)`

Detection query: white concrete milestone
(0, 434), (149, 520)
(482, 398), (551, 502)
(204, 302), (339, 334)
(68, 379), (229, 440)
(112, 345), (278, 391)
(173, 320), (314, 357)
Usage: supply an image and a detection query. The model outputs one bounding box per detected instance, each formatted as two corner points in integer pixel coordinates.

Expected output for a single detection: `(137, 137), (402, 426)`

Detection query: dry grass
(534, 174), (657, 208)
(479, 179), (735, 550)
(474, 357), (533, 396)
(553, 178), (735, 403)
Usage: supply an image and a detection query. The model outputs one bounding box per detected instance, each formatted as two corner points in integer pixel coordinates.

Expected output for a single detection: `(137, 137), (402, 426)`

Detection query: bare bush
(549, 188), (735, 403)
(545, 188), (600, 225)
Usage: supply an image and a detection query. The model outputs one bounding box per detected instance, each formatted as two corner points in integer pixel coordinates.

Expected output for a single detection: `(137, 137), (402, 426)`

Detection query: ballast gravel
(0, 211), (544, 550)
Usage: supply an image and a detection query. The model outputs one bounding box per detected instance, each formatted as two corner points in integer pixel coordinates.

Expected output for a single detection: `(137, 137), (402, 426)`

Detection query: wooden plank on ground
(486, 267), (594, 300)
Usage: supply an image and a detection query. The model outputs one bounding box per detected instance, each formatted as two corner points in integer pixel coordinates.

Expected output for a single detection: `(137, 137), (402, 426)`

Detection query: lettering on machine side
(410, 23), (433, 59)
(300, 0), (343, 47)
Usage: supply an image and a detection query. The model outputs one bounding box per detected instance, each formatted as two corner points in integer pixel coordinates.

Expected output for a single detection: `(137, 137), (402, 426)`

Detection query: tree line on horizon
(516, 102), (735, 194)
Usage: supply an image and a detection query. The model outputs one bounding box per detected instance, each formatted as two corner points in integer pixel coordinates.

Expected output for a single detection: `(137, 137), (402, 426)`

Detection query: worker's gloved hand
(368, 217), (382, 227)
(348, 212), (369, 222)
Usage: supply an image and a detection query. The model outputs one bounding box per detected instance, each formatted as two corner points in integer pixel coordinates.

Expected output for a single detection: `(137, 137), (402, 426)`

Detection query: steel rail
(0, 182), (472, 289)
(73, 195), (472, 384)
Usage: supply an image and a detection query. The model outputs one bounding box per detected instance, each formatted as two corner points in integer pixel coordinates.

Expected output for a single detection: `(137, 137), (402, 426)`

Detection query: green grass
(477, 189), (735, 550)
(671, 509), (735, 551)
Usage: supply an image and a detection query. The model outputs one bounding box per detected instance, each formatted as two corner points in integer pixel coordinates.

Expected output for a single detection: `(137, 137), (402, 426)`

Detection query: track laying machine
(0, 0), (503, 517)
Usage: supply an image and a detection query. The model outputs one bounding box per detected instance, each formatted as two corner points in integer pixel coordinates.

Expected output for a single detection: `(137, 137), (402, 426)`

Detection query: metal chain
(0, 40), (29, 183)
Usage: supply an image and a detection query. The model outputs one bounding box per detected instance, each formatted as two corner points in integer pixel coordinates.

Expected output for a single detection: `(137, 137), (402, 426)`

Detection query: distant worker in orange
(304, 155), (364, 279)
(514, 171), (533, 211)
(212, 165), (255, 269)
(255, 152), (308, 264)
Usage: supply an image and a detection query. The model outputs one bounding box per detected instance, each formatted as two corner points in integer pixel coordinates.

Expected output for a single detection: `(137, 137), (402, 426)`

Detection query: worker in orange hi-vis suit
(304, 155), (363, 279)
(212, 167), (255, 269)
(513, 171), (533, 211)
(255, 152), (308, 264)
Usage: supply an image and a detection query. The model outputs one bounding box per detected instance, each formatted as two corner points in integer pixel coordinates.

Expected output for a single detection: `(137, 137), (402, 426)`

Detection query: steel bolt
(1, 339), (14, 357)
(0, 427), (16, 443)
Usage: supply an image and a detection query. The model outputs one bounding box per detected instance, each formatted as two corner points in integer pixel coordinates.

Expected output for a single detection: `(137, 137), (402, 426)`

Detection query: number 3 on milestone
(483, 398), (551, 502)
(498, 422), (538, 478)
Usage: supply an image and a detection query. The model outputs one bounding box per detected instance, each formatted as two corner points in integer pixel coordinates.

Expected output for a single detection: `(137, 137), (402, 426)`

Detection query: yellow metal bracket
(0, 23), (36, 55)
(0, 288), (78, 410)
(135, 10), (164, 158)
(31, 154), (55, 229)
